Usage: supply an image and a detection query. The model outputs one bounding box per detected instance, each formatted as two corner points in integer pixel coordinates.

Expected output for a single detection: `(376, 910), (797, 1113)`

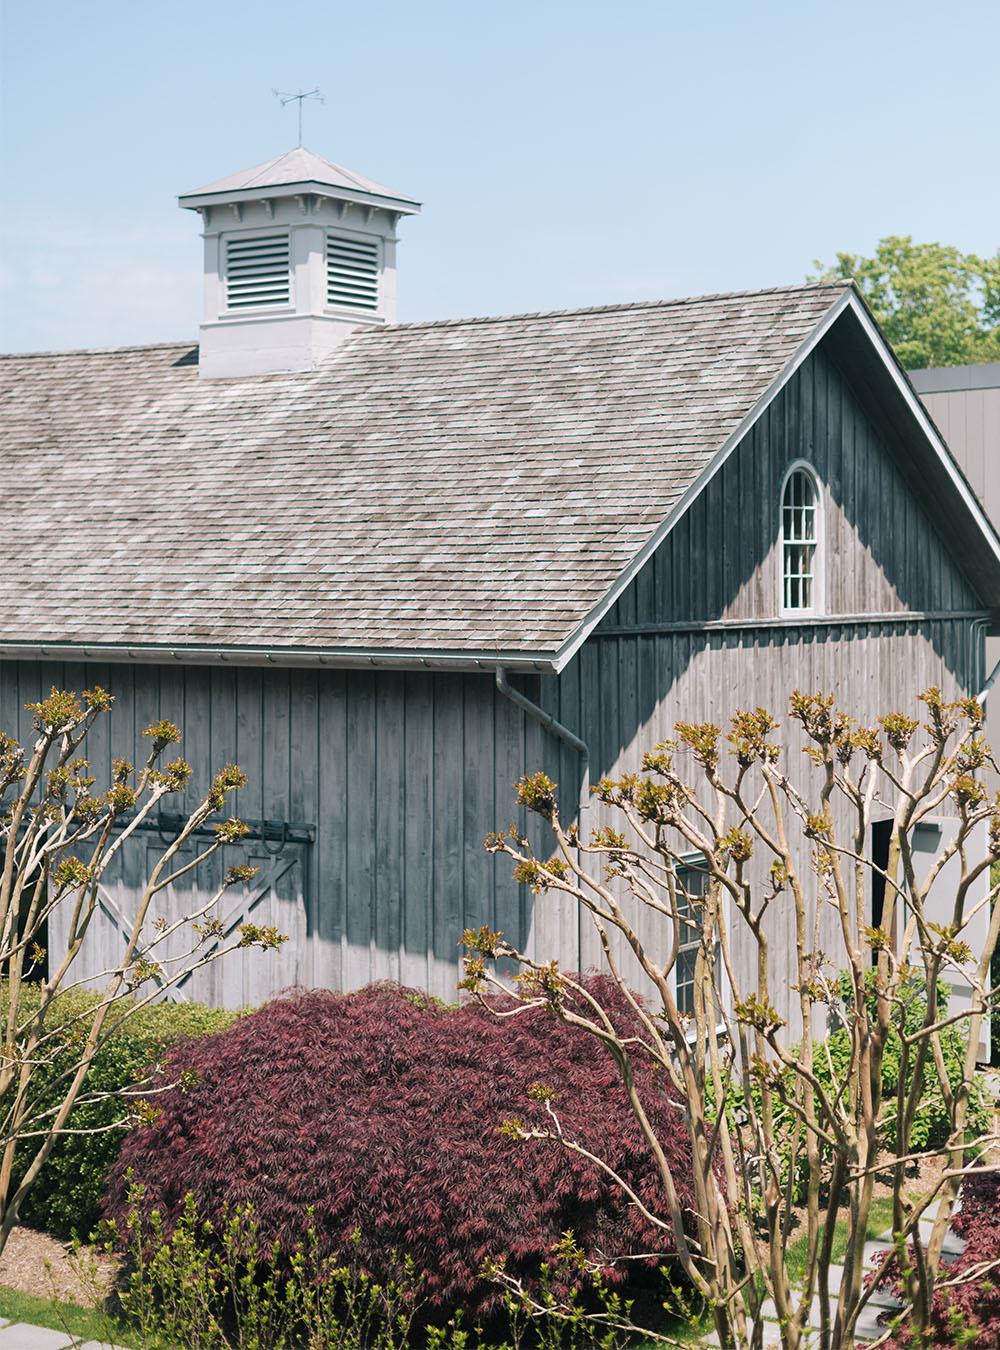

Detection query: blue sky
(1, 0), (997, 352)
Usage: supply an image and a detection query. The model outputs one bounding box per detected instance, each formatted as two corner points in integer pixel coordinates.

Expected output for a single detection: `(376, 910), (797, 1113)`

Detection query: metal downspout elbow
(494, 665), (590, 818)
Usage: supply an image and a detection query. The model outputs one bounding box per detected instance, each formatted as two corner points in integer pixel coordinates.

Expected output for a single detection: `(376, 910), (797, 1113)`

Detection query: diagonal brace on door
(95, 882), (188, 1003)
(171, 854), (300, 994)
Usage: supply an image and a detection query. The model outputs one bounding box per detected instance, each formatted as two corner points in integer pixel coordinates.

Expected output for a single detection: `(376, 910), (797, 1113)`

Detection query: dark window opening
(870, 818), (893, 965)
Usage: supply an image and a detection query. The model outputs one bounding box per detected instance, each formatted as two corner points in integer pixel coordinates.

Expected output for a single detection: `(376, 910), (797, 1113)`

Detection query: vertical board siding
(374, 672), (405, 983)
(548, 615), (983, 1031)
(492, 670), (532, 968)
(316, 670), (348, 983)
(401, 671), (434, 990)
(287, 667), (319, 987)
(920, 384), (1000, 521)
(5, 658), (549, 1008)
(916, 381), (1000, 784)
(345, 671), (376, 981)
(460, 678), (492, 944)
(430, 674), (463, 998)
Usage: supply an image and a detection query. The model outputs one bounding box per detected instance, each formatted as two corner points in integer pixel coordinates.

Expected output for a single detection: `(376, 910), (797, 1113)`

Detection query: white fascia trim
(179, 182), (420, 215)
(548, 286), (859, 674)
(0, 642), (559, 674)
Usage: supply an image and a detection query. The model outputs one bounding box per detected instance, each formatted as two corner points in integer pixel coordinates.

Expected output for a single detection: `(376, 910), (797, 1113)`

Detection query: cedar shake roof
(0, 281), (856, 667)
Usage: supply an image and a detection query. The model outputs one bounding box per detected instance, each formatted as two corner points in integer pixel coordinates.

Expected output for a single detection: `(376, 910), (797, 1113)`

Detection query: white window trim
(673, 859), (721, 1018)
(779, 460), (824, 618)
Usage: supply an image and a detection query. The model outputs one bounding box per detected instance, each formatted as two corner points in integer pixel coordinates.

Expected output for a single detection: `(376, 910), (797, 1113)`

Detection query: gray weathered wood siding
(913, 366), (1000, 526)
(912, 364), (1000, 790)
(532, 346), (990, 1025)
(537, 619), (984, 1028)
(3, 660), (549, 1006)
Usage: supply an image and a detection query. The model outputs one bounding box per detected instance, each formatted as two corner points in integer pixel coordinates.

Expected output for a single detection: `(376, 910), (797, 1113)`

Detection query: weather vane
(273, 88), (324, 147)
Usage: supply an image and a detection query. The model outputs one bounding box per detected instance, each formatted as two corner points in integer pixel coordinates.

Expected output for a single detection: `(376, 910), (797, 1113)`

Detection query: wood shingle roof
(0, 281), (854, 668)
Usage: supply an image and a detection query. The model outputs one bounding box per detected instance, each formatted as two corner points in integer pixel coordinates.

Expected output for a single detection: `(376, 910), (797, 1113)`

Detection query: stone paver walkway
(694, 1214), (966, 1346)
(0, 1318), (128, 1349)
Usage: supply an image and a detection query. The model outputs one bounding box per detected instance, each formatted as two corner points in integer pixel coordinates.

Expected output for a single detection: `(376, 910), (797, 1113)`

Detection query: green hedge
(4, 986), (238, 1240)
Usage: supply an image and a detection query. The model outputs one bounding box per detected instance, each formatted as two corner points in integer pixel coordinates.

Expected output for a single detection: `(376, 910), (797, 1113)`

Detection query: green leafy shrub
(715, 972), (991, 1208)
(4, 984), (238, 1240)
(98, 1182), (635, 1350)
(825, 970), (991, 1154)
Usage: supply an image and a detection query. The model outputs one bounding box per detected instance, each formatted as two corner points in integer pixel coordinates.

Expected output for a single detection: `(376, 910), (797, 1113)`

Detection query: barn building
(2, 148), (999, 1022)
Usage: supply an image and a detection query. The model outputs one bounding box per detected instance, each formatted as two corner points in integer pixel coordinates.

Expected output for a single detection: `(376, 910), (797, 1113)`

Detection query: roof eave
(178, 181), (421, 215)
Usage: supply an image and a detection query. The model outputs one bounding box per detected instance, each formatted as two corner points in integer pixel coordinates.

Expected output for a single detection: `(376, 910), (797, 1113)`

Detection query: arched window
(781, 465), (821, 614)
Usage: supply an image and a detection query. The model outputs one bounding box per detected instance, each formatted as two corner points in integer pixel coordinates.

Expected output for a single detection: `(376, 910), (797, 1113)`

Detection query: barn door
(165, 843), (309, 1007)
(47, 834), (310, 1010)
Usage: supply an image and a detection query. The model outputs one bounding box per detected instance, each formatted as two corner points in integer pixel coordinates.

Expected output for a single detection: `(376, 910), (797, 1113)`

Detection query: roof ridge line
(2, 283), (851, 358)
(366, 280), (850, 336)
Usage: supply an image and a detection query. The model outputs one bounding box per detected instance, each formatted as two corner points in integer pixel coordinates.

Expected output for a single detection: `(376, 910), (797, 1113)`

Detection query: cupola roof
(178, 146), (420, 215)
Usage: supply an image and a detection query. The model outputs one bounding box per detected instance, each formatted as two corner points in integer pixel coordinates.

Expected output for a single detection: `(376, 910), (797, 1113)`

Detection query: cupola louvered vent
(225, 234), (291, 309)
(327, 234), (379, 311)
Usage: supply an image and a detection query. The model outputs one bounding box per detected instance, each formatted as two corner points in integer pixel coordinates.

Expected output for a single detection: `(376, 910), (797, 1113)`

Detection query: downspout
(494, 666), (590, 820)
(977, 650), (1000, 707)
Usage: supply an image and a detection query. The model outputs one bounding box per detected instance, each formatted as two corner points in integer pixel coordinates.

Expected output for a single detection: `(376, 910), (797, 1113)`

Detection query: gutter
(0, 642), (556, 675)
(495, 665), (590, 820)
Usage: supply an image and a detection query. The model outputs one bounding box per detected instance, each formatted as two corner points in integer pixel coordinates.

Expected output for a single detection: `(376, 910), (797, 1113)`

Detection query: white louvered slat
(226, 235), (290, 309)
(327, 234), (378, 311)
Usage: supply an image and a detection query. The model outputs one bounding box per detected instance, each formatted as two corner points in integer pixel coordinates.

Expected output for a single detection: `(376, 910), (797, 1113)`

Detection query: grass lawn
(783, 1195), (897, 1287)
(0, 1282), (136, 1345)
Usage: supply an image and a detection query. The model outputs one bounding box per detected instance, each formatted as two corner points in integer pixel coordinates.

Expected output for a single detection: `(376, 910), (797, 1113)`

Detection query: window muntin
(781, 466), (820, 613)
(225, 234), (291, 310)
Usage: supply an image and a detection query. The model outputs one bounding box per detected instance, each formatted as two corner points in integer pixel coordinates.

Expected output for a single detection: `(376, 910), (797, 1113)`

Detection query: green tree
(810, 236), (1000, 368)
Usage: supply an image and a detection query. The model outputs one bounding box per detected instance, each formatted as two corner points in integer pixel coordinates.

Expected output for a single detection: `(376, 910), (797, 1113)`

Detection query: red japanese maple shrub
(105, 979), (701, 1315)
(873, 1169), (1000, 1348)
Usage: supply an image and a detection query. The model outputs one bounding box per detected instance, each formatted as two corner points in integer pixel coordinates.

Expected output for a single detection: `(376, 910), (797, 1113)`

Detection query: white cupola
(179, 148), (420, 379)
